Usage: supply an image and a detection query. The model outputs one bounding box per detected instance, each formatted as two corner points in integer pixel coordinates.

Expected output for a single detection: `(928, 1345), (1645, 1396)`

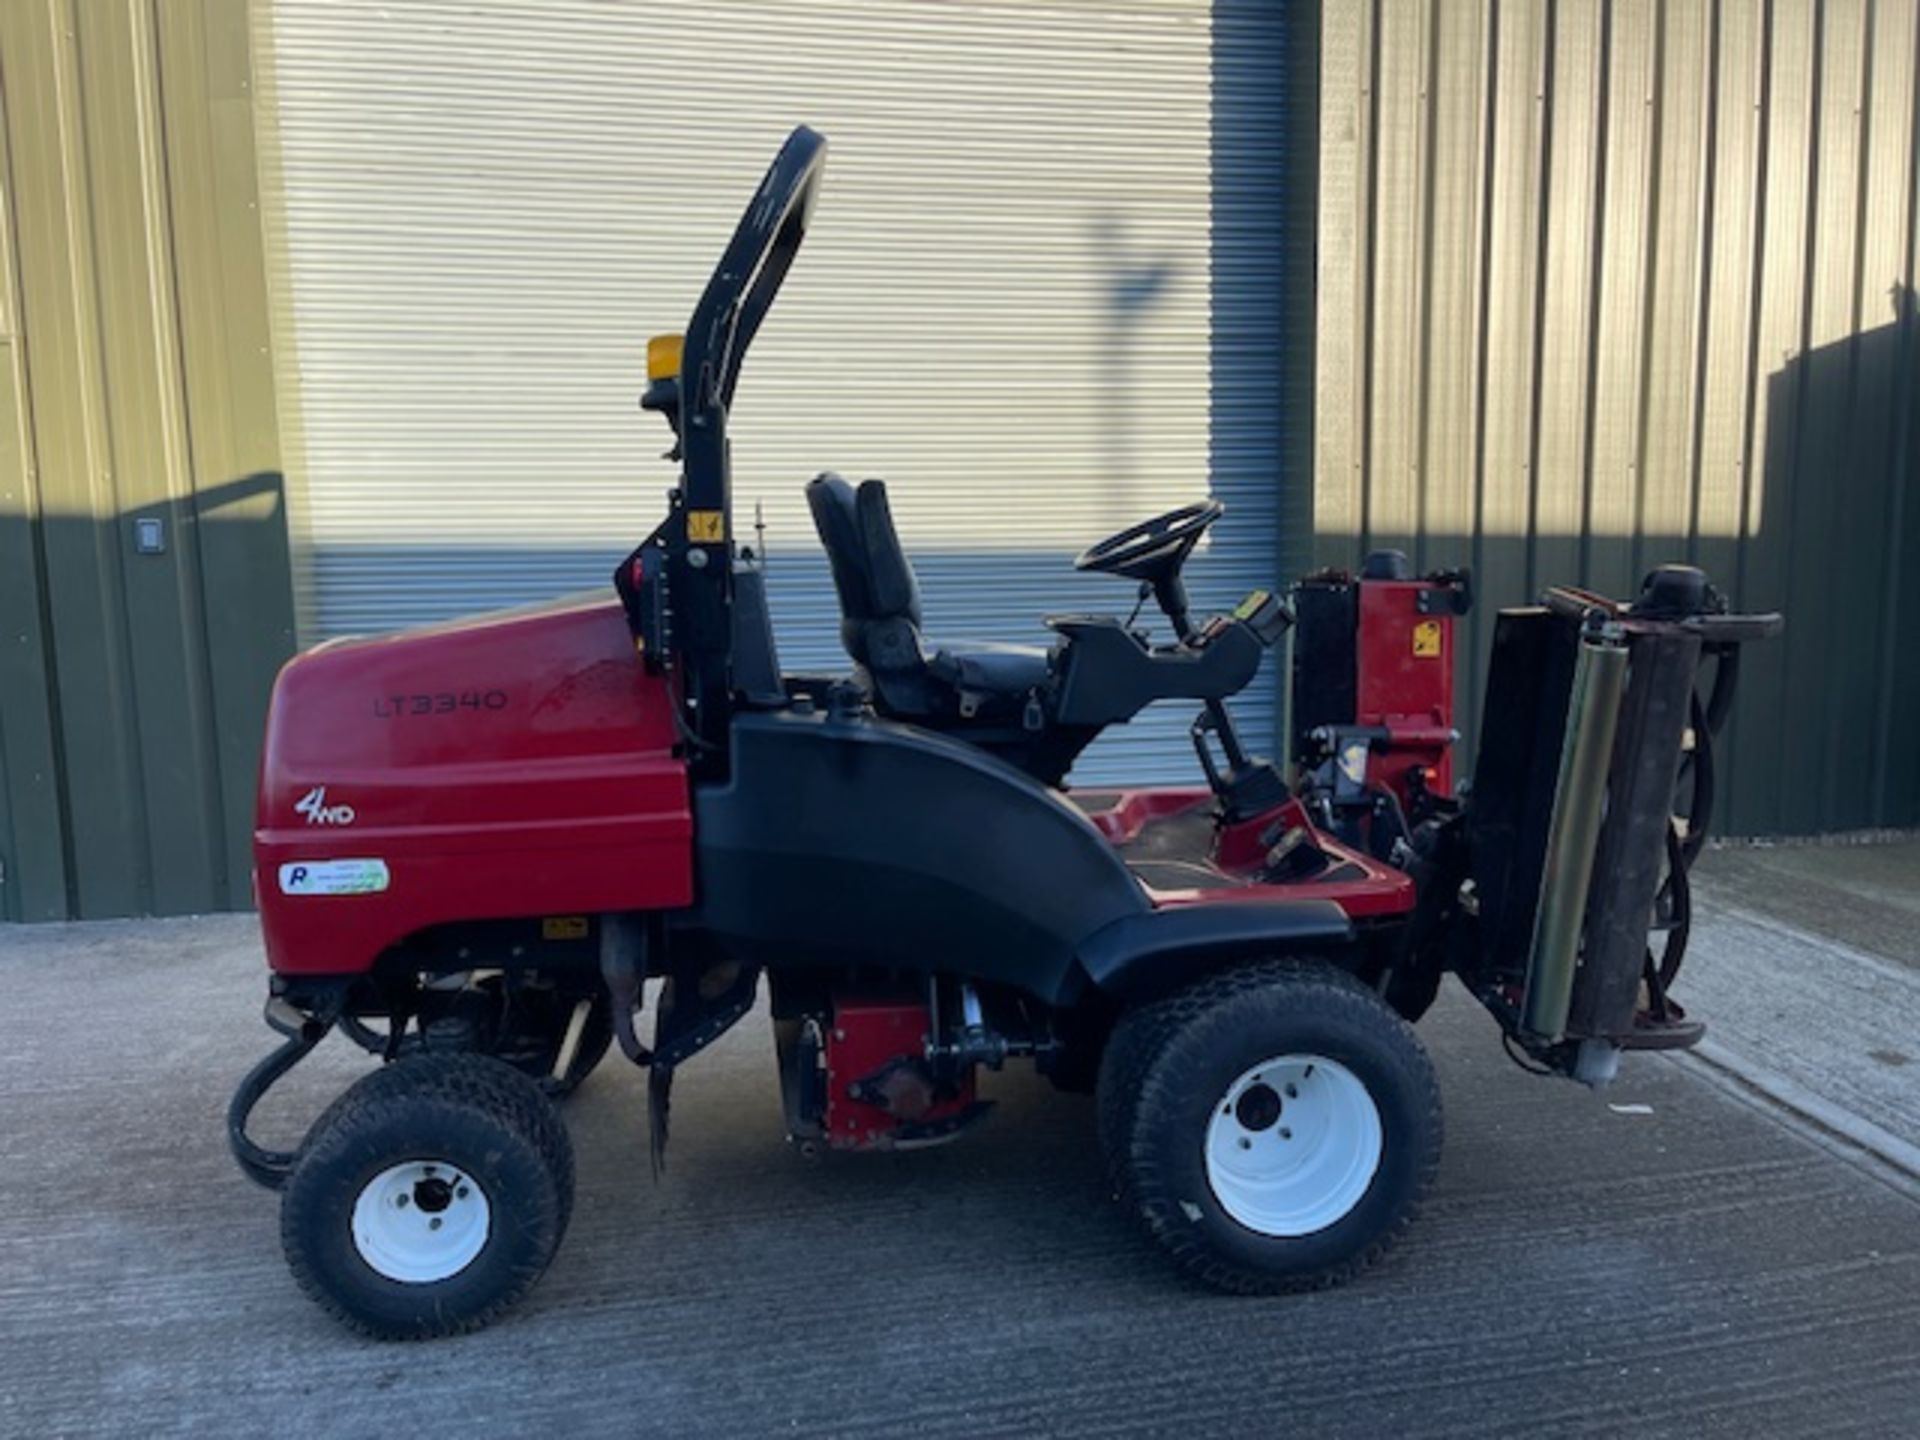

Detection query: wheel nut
(1238, 1137), (1251, 1150)
(1280, 1127), (1293, 1140)
(395, 1194), (410, 1208)
(456, 1186), (470, 1200)
(429, 1217), (443, 1230)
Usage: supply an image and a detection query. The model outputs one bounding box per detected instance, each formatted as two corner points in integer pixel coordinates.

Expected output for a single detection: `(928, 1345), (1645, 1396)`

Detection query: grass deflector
(229, 128), (1781, 1338)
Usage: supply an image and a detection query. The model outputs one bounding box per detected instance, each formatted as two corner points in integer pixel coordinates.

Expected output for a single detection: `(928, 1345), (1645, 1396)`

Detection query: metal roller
(1520, 622), (1629, 1042)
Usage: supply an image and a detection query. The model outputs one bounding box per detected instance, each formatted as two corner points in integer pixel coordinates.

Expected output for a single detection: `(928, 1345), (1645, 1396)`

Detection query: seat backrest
(805, 474), (922, 668)
(854, 478), (921, 624)
(806, 473), (876, 625)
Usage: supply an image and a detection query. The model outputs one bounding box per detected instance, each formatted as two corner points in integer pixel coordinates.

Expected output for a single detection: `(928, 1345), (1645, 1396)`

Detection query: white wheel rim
(1203, 1054), (1383, 1237)
(350, 1160), (491, 1283)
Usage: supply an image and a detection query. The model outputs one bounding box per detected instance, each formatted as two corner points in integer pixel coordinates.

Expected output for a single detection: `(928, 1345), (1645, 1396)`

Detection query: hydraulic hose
(228, 1022), (329, 1189)
(1677, 690), (1715, 867)
(1653, 649), (1739, 991)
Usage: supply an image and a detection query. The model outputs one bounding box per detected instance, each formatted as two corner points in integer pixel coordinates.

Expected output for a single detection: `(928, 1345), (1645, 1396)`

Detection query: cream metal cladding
(255, 0), (1295, 781)
(1318, 0), (1920, 834)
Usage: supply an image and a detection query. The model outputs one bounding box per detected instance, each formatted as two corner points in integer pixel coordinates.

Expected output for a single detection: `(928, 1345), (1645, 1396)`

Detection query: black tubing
(1678, 690), (1714, 868)
(1655, 821), (1691, 989)
(1655, 687), (1713, 990)
(1701, 645), (1742, 736)
(227, 1024), (328, 1190)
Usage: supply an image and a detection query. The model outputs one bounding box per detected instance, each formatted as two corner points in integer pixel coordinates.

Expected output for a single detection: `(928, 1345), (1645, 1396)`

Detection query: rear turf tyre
(1096, 989), (1176, 1202)
(280, 1054), (574, 1339)
(1105, 961), (1441, 1294)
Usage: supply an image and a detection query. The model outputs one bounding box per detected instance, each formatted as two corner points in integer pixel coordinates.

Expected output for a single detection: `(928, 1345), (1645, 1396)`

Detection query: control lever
(1190, 706), (1230, 796)
(1191, 702), (1289, 820)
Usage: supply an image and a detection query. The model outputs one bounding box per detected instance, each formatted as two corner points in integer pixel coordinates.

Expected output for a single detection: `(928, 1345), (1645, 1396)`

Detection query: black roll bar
(669, 126), (828, 755)
(680, 124), (828, 517)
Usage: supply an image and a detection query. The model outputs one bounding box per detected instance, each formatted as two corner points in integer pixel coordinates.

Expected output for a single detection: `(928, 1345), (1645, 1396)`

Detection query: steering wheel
(1074, 499), (1224, 582)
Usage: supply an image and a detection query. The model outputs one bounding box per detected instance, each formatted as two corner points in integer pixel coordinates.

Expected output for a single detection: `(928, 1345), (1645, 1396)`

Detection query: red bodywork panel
(1077, 788), (1415, 920)
(1355, 579), (1459, 803)
(1079, 788), (1213, 842)
(255, 597), (692, 976)
(824, 996), (977, 1149)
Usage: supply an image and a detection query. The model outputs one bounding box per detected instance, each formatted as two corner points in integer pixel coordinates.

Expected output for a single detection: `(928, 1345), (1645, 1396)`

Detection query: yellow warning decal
(542, 916), (590, 941)
(1233, 589), (1272, 620)
(1412, 620), (1443, 658)
(687, 510), (726, 543)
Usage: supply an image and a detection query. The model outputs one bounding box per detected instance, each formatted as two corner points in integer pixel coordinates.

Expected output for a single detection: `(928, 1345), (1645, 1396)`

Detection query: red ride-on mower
(229, 128), (1781, 1338)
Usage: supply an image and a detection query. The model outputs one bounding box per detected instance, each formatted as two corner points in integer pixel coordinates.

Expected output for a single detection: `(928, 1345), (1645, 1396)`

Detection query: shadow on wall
(1365, 288), (1920, 838)
(1089, 213), (1182, 520)
(1736, 284), (1920, 834)
(2, 471), (296, 922)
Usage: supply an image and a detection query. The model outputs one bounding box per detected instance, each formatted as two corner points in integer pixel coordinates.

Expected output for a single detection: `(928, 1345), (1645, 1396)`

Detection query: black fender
(692, 708), (1149, 1004)
(1074, 900), (1355, 1001)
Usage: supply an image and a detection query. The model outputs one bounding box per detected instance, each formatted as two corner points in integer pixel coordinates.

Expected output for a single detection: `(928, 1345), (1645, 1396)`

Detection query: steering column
(1074, 501), (1288, 819)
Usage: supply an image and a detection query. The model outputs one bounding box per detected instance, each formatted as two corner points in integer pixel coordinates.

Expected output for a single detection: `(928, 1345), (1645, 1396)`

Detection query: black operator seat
(805, 473), (1053, 720)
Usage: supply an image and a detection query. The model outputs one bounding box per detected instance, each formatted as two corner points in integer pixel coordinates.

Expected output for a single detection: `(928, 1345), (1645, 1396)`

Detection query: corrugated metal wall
(0, 0), (294, 920)
(1317, 0), (1920, 835)
(255, 0), (1307, 781)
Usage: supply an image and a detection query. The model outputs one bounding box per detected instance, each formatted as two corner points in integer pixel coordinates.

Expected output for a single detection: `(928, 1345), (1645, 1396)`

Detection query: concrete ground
(3, 845), (1918, 1439)
(1685, 839), (1920, 1174)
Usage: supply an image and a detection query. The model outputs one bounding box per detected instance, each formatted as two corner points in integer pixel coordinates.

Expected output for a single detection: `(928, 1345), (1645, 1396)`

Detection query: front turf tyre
(1103, 961), (1442, 1295)
(280, 1054), (574, 1339)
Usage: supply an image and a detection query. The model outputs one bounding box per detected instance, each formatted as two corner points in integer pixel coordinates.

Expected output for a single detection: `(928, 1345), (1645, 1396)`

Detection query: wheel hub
(1233, 1082), (1283, 1131)
(1203, 1055), (1382, 1237)
(351, 1160), (491, 1283)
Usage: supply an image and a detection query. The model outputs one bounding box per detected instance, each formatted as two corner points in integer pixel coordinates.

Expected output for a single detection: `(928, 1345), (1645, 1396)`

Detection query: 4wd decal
(295, 786), (356, 826)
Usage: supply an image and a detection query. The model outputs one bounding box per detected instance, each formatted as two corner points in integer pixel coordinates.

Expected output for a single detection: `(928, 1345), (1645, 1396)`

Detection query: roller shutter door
(262, 0), (1295, 780)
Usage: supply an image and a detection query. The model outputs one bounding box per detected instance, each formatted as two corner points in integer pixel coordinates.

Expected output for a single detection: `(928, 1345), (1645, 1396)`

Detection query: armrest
(1047, 614), (1263, 726)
